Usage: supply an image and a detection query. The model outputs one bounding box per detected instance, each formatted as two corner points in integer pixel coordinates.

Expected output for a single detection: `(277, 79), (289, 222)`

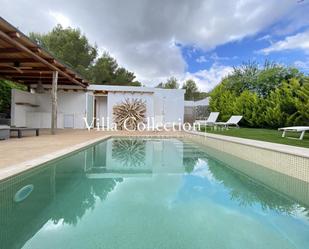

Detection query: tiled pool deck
(0, 129), (308, 182)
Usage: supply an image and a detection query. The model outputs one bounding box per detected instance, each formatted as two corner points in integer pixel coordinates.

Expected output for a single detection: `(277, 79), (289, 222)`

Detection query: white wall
(11, 89), (37, 127)
(107, 92), (154, 127)
(11, 90), (87, 129)
(154, 89), (184, 125)
(95, 88), (185, 127)
(12, 86), (185, 129)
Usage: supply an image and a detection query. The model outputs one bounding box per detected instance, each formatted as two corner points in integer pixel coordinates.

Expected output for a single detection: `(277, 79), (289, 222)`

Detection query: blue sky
(182, 20), (309, 76)
(1, 0), (309, 91)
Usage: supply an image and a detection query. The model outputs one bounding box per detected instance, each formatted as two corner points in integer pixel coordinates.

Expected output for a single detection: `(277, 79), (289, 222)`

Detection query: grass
(199, 127), (309, 148)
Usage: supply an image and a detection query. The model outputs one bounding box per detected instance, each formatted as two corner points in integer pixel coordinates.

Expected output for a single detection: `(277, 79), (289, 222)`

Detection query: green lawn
(199, 127), (309, 148)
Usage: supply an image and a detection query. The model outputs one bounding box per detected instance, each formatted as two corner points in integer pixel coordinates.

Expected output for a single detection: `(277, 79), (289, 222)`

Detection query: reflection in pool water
(0, 138), (308, 249)
(112, 139), (146, 168)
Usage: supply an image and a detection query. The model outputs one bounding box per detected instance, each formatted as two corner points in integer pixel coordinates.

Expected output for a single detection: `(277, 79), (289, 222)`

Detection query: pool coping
(185, 130), (309, 159)
(0, 134), (185, 181)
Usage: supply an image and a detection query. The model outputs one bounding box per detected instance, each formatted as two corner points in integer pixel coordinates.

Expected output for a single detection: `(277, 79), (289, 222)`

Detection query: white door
(96, 96), (108, 127)
(64, 114), (74, 128)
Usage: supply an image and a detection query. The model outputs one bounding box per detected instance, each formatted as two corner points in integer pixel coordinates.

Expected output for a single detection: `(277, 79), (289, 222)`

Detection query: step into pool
(0, 137), (308, 249)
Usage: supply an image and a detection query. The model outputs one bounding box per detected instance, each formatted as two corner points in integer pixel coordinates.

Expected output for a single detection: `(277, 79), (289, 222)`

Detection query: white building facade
(11, 85), (185, 129)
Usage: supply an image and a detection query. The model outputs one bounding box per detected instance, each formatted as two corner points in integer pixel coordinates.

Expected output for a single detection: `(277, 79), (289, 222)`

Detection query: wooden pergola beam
(0, 58), (38, 63)
(0, 29), (86, 87)
(0, 48), (20, 53)
(6, 31), (21, 38)
(17, 81), (75, 85)
(0, 73), (67, 78)
(0, 69), (51, 74)
(0, 47), (41, 53)
(0, 70), (69, 76)
(9, 79), (71, 83)
(0, 74), (66, 79)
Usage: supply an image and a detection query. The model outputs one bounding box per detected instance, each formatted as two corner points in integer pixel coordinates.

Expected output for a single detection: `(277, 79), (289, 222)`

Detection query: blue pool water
(0, 137), (308, 249)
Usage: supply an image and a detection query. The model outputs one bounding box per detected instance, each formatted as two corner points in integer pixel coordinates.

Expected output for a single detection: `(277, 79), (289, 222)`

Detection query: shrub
(209, 62), (308, 128)
(0, 80), (26, 117)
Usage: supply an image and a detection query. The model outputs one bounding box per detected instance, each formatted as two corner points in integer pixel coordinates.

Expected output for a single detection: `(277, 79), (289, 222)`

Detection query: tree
(30, 25), (97, 78)
(193, 91), (208, 100)
(156, 82), (164, 88)
(164, 77), (179, 89)
(233, 90), (261, 127)
(0, 80), (26, 116)
(90, 52), (141, 86)
(90, 52), (118, 84)
(30, 26), (140, 86)
(210, 84), (237, 121)
(222, 61), (304, 97)
(156, 77), (179, 89)
(182, 79), (198, 100)
(114, 67), (136, 84)
(293, 78), (309, 125)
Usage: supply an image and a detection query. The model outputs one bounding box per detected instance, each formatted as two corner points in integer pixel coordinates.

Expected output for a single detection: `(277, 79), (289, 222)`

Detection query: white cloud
(257, 34), (271, 42)
(48, 11), (72, 28)
(196, 56), (207, 63)
(0, 0), (302, 85)
(294, 59), (309, 71)
(260, 30), (309, 54)
(210, 52), (238, 61)
(182, 64), (233, 92)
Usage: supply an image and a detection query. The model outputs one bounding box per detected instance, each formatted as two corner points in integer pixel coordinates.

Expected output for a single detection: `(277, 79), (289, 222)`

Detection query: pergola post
(51, 71), (58, 135)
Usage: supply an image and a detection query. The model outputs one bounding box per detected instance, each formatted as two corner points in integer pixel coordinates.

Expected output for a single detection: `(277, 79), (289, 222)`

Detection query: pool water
(0, 137), (309, 249)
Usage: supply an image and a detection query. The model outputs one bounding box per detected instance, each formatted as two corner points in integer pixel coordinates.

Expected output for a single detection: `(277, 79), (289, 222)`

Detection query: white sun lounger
(195, 112), (219, 126)
(215, 115), (243, 128)
(278, 126), (309, 140)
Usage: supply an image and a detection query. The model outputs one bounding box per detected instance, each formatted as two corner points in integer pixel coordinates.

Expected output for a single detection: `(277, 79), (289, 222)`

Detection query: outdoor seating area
(195, 112), (243, 129)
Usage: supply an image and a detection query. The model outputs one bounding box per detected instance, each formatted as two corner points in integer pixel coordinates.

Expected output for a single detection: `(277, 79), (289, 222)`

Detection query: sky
(1, 0), (309, 91)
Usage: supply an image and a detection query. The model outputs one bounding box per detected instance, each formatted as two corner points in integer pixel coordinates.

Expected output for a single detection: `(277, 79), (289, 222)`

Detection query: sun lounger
(195, 112), (220, 126)
(278, 126), (309, 140)
(0, 125), (10, 140)
(215, 115), (243, 128)
(10, 127), (40, 138)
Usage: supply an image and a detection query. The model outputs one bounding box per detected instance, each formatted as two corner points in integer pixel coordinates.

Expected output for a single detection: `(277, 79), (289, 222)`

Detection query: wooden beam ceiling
(0, 17), (88, 88)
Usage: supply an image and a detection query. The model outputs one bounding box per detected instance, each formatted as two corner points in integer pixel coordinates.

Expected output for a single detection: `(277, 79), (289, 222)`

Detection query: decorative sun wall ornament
(113, 98), (147, 130)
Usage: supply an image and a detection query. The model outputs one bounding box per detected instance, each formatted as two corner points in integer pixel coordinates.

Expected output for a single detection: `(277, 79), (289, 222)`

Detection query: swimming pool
(0, 137), (308, 249)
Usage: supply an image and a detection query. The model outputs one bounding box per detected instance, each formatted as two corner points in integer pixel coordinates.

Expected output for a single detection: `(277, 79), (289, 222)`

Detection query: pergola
(0, 17), (88, 134)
